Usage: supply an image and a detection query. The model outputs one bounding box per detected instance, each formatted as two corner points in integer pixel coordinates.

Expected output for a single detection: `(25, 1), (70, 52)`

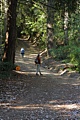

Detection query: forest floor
(0, 39), (80, 120)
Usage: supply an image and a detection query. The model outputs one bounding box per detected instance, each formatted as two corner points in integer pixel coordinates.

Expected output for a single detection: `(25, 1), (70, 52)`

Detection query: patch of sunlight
(27, 54), (38, 57)
(72, 84), (80, 86)
(54, 104), (79, 110)
(0, 103), (11, 106)
(7, 103), (80, 110)
(49, 100), (59, 104)
(47, 23), (52, 28)
(15, 71), (28, 75)
(15, 71), (51, 75)
(9, 105), (43, 109)
(16, 60), (26, 63)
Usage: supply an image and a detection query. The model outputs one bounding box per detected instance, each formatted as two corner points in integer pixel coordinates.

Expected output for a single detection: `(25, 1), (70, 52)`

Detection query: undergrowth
(0, 62), (17, 79)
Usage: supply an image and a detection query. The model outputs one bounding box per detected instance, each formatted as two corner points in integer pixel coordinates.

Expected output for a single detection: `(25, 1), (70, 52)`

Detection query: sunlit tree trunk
(3, 0), (7, 40)
(78, 1), (80, 42)
(0, 0), (3, 47)
(64, 5), (69, 45)
(3, 0), (17, 64)
(47, 0), (55, 56)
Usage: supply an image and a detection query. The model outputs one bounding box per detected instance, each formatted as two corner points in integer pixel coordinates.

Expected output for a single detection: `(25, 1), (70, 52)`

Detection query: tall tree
(3, 0), (18, 64)
(47, 0), (55, 56)
(0, 0), (3, 56)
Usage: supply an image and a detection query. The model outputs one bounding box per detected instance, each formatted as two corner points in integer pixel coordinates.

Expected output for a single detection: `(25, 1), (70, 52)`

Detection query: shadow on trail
(15, 39), (80, 119)
(0, 71), (80, 119)
(0, 39), (80, 119)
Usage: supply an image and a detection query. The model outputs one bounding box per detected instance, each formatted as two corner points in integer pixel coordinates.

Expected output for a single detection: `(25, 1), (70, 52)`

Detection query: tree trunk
(0, 1), (3, 47)
(3, 0), (17, 64)
(47, 0), (55, 56)
(64, 6), (69, 45)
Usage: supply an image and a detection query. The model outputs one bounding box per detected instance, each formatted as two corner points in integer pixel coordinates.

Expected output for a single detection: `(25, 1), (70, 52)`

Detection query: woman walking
(35, 54), (42, 76)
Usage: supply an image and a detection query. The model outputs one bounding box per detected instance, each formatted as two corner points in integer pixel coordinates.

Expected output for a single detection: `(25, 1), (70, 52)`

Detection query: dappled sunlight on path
(14, 39), (80, 119)
(15, 51), (54, 76)
(0, 39), (80, 119)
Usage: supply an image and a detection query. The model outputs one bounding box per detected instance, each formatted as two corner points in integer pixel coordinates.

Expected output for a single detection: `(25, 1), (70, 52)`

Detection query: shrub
(50, 45), (70, 60)
(0, 62), (15, 71)
(69, 46), (80, 72)
(0, 62), (18, 79)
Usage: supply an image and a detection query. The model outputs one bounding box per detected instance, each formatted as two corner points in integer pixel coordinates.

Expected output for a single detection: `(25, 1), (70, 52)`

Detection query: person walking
(20, 48), (25, 58)
(35, 54), (42, 76)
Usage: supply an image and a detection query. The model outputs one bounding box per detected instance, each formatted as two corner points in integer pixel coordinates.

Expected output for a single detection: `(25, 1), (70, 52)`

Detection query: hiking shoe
(40, 73), (43, 75)
(36, 73), (39, 76)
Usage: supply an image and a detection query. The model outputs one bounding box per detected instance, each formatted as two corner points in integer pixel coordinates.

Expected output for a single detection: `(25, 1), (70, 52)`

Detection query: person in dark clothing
(35, 54), (42, 75)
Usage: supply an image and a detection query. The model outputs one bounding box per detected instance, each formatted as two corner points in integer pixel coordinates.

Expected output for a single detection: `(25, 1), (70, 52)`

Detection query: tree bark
(3, 0), (17, 64)
(64, 6), (69, 45)
(47, 0), (55, 56)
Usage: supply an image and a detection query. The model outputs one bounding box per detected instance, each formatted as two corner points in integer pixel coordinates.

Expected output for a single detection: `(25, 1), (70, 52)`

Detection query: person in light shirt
(20, 48), (25, 58)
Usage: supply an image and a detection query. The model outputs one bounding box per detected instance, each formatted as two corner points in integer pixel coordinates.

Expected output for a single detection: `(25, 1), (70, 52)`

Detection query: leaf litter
(0, 39), (80, 120)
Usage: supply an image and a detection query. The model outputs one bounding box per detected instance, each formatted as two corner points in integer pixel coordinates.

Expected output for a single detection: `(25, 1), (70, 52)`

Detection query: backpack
(35, 57), (38, 64)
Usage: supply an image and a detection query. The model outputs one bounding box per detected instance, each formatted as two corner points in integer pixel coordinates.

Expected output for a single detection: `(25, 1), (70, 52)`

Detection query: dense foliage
(0, 0), (80, 72)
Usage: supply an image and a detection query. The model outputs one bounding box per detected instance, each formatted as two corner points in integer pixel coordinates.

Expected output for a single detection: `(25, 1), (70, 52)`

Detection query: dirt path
(0, 39), (80, 120)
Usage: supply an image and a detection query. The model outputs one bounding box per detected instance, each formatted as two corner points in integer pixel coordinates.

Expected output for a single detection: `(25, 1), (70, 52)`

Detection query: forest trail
(0, 39), (80, 120)
(15, 39), (60, 77)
